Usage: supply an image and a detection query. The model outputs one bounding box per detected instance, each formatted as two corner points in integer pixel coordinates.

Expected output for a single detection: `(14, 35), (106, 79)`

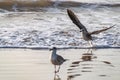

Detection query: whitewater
(0, 0), (120, 48)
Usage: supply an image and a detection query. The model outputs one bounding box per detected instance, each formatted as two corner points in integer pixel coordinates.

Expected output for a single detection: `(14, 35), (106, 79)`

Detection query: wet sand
(0, 48), (120, 80)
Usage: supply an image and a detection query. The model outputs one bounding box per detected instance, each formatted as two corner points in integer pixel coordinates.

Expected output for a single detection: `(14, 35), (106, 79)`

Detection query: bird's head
(80, 29), (84, 32)
(80, 29), (86, 32)
(49, 47), (57, 51)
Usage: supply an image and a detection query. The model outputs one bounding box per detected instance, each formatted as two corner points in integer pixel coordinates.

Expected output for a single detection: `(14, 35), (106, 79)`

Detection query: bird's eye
(80, 29), (83, 32)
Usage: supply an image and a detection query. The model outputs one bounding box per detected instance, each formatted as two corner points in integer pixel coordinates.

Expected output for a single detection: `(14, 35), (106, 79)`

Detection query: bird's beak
(80, 29), (83, 32)
(49, 49), (53, 51)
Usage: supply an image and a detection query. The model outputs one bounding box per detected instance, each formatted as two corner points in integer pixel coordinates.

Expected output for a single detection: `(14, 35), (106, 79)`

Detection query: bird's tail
(65, 59), (69, 61)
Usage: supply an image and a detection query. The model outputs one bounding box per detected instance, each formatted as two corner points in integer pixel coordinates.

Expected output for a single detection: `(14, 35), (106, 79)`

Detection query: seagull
(50, 47), (67, 73)
(67, 9), (115, 47)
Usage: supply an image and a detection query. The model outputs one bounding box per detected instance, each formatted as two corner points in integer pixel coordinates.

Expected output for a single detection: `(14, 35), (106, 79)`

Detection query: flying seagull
(67, 9), (115, 47)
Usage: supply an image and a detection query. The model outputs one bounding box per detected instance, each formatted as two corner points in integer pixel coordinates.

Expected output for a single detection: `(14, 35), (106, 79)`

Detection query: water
(0, 0), (120, 48)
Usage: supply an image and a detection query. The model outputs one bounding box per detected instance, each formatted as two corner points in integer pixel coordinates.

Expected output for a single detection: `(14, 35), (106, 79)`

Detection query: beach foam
(0, 1), (120, 48)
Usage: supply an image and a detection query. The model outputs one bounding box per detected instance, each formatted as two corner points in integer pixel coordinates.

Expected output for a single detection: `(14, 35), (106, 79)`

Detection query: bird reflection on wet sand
(81, 49), (96, 61)
(54, 73), (61, 80)
(67, 49), (95, 79)
(67, 49), (114, 80)
(67, 74), (81, 80)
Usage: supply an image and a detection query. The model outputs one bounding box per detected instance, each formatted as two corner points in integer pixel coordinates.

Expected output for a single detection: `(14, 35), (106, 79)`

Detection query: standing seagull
(50, 47), (67, 73)
(67, 9), (115, 47)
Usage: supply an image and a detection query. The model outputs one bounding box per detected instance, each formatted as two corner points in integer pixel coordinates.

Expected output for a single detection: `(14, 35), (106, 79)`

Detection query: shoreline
(0, 46), (120, 50)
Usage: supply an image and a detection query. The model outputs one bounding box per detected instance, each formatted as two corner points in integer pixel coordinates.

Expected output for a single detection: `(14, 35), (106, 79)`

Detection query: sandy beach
(0, 48), (120, 80)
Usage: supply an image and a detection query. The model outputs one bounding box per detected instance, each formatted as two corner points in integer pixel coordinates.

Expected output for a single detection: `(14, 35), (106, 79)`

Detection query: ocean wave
(0, 0), (120, 11)
(0, 27), (119, 48)
(0, 2), (120, 49)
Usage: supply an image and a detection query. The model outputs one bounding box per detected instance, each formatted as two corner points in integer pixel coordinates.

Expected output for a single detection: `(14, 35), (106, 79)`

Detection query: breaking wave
(0, 0), (120, 49)
(0, 0), (120, 11)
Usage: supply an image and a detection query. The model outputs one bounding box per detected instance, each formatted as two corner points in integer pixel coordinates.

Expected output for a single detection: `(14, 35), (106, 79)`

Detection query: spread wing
(67, 9), (87, 30)
(89, 25), (115, 35)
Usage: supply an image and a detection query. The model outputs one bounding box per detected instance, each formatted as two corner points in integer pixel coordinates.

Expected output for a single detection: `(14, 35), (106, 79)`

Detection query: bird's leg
(54, 65), (57, 73)
(90, 49), (93, 54)
(86, 49), (90, 53)
(56, 65), (61, 73)
(88, 41), (93, 47)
